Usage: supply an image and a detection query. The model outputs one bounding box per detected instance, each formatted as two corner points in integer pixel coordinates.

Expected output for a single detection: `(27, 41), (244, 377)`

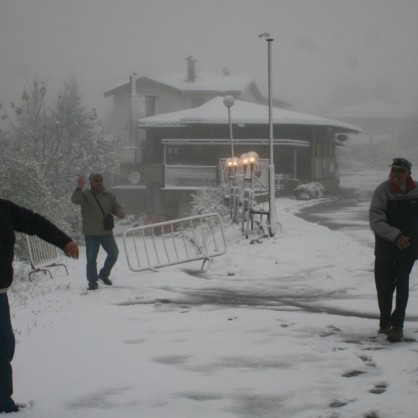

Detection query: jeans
(374, 257), (415, 328)
(85, 235), (119, 284)
(0, 293), (16, 412)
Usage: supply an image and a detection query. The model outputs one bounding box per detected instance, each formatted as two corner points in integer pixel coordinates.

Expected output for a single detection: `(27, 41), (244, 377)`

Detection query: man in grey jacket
(72, 173), (125, 290)
(369, 157), (418, 342)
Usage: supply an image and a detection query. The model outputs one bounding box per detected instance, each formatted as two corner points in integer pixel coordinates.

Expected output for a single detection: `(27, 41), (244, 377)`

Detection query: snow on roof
(155, 73), (253, 92)
(325, 101), (416, 119)
(104, 73), (253, 96)
(104, 79), (128, 96)
(138, 96), (363, 133)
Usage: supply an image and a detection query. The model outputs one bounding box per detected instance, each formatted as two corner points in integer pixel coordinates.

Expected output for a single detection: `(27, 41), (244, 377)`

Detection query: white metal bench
(26, 235), (68, 280)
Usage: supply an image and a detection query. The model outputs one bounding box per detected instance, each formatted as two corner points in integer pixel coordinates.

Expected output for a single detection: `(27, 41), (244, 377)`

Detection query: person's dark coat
(370, 177), (418, 261)
(0, 198), (72, 290)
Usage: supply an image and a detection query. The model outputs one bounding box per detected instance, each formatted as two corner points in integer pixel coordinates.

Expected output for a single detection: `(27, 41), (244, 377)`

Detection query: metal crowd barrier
(122, 213), (227, 272)
(26, 235), (68, 280)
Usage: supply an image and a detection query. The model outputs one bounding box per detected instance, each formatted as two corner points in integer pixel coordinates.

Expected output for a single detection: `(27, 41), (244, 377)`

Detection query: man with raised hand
(72, 173), (125, 290)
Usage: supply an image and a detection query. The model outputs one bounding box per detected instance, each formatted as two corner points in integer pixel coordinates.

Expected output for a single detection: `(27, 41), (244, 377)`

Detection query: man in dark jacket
(369, 157), (418, 342)
(0, 198), (79, 413)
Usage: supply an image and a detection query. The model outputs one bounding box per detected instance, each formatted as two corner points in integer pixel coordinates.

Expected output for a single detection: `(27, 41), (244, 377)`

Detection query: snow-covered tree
(1, 77), (119, 198)
(190, 187), (229, 219)
(0, 76), (120, 239)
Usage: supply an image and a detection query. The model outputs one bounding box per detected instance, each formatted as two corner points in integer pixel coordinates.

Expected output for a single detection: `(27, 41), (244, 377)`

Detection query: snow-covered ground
(8, 164), (418, 418)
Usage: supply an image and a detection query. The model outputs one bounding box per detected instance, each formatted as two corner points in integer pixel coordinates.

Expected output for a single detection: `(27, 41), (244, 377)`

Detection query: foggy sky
(1, 0), (418, 118)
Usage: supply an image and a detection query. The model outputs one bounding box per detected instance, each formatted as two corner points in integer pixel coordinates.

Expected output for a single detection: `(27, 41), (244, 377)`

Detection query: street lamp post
(259, 32), (276, 236)
(223, 95), (235, 158)
(240, 151), (259, 238)
(225, 157), (239, 221)
(223, 96), (238, 222)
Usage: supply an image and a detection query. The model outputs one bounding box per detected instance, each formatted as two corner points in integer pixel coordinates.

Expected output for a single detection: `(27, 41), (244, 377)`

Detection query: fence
(26, 235), (68, 280)
(122, 213), (227, 272)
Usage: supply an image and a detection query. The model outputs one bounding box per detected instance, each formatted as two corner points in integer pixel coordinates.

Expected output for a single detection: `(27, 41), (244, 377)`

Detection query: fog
(1, 0), (418, 118)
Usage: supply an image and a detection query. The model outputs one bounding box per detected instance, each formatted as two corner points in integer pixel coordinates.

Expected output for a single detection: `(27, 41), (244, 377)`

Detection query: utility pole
(259, 32), (276, 236)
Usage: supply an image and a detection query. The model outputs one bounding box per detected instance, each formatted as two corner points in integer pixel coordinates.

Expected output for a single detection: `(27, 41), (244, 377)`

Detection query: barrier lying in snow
(122, 213), (227, 272)
(26, 235), (68, 280)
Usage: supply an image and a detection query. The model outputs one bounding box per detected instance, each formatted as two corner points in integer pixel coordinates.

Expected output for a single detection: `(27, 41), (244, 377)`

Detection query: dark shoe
(387, 326), (403, 342)
(88, 282), (98, 290)
(0, 402), (20, 413)
(99, 276), (112, 286)
(378, 325), (390, 335)
(0, 407), (19, 413)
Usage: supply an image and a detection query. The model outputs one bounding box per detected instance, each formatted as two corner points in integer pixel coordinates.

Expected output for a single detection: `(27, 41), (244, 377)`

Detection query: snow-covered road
(9, 165), (418, 418)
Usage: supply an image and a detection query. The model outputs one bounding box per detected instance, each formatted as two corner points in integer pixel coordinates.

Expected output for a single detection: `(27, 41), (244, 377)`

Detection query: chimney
(186, 56), (196, 82)
(222, 67), (231, 76)
(129, 73), (137, 95)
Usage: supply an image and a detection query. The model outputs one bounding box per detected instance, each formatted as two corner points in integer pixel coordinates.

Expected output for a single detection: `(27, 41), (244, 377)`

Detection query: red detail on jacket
(391, 176), (416, 193)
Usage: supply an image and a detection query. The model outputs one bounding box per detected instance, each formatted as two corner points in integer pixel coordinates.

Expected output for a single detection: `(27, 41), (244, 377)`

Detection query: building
(120, 97), (361, 217)
(104, 57), (288, 217)
(324, 101), (417, 161)
(104, 56), (288, 151)
(104, 59), (361, 218)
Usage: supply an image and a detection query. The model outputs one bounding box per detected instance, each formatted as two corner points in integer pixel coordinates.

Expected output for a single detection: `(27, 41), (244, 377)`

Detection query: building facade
(104, 59), (361, 218)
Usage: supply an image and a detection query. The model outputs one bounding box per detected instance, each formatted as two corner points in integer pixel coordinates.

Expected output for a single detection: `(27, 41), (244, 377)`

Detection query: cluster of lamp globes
(225, 151), (259, 169)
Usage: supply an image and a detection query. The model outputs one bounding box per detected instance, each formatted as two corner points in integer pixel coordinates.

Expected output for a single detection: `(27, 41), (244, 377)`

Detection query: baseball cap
(389, 158), (411, 171)
(89, 172), (103, 182)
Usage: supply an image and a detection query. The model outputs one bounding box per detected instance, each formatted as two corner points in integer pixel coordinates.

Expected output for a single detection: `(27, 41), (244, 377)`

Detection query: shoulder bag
(91, 191), (114, 230)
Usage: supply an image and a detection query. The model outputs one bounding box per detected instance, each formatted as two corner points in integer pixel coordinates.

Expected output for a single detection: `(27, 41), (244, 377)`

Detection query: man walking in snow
(369, 157), (418, 342)
(71, 173), (125, 290)
(0, 199), (79, 413)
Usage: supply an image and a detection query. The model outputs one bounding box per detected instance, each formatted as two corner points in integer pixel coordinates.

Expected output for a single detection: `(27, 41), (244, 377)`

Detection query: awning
(162, 138), (310, 147)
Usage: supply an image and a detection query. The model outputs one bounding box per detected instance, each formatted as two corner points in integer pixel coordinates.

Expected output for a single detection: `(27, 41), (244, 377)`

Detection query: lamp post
(225, 157), (239, 187)
(246, 151), (259, 190)
(225, 157), (240, 221)
(223, 95), (237, 216)
(223, 95), (235, 158)
(259, 32), (275, 236)
(240, 151), (259, 238)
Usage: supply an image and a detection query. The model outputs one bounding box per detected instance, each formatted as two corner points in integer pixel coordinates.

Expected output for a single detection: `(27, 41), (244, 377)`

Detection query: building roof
(105, 73), (253, 96)
(138, 96), (363, 133)
(104, 72), (288, 107)
(156, 73), (254, 93)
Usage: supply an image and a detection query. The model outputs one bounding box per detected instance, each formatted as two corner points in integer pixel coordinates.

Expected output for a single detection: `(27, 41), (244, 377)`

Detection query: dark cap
(89, 172), (103, 182)
(389, 158), (412, 171)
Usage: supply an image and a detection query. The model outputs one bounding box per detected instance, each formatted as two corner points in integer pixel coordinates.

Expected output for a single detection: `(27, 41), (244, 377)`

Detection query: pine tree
(49, 76), (120, 196)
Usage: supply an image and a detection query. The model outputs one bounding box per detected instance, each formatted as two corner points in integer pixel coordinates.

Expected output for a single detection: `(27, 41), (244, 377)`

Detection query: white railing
(26, 235), (68, 280)
(123, 213), (227, 272)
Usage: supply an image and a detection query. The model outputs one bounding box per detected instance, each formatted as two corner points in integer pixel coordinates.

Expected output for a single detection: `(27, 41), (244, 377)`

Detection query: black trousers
(0, 293), (16, 412)
(374, 257), (415, 328)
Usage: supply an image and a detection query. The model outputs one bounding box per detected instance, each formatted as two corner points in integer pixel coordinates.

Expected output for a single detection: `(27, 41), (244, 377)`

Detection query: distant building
(104, 56), (288, 150)
(324, 101), (417, 156)
(104, 58), (361, 218)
